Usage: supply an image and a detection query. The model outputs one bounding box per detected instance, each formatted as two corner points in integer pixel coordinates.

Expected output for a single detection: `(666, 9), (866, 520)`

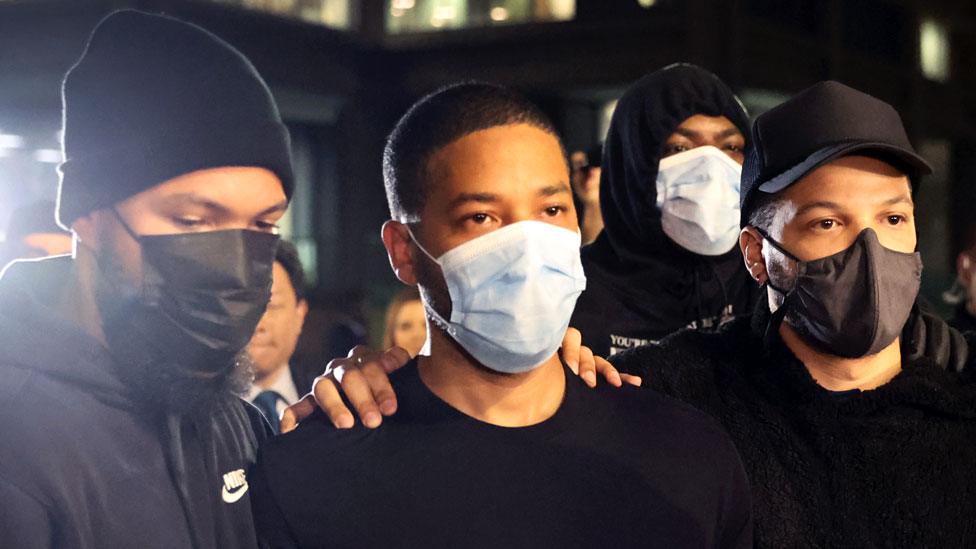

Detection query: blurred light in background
(0, 133), (25, 150)
(387, 0), (576, 33)
(489, 7), (509, 21)
(919, 18), (950, 83)
(0, 122), (63, 243)
(33, 149), (61, 164)
(598, 100), (617, 143)
(207, 0), (354, 29)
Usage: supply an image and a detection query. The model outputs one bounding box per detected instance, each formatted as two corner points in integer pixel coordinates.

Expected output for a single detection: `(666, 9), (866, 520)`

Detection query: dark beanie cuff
(57, 121), (293, 228)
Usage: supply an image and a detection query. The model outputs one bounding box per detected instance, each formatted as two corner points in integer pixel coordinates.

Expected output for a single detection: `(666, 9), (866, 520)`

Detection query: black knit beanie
(57, 10), (294, 229)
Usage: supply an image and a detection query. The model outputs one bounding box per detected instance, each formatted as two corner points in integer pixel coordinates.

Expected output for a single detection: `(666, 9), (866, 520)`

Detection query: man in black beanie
(0, 10), (293, 548)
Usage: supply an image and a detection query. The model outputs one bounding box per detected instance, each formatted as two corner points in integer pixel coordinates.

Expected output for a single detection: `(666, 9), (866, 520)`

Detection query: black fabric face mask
(98, 209), (279, 410)
(758, 227), (922, 358)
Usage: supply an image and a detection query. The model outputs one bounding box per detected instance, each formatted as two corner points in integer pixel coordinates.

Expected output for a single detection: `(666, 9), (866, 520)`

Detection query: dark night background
(0, 0), (973, 360)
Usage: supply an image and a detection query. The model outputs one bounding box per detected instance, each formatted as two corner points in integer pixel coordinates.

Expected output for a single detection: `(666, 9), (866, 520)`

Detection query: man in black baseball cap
(0, 10), (291, 548)
(604, 81), (976, 547)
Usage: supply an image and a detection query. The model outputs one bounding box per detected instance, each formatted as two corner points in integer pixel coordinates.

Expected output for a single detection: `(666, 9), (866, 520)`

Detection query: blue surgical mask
(656, 145), (742, 256)
(410, 221), (587, 374)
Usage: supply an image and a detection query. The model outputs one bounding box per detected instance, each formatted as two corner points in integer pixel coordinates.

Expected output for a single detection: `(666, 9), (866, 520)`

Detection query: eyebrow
(447, 183), (571, 211)
(258, 200), (289, 217)
(160, 193), (288, 217)
(539, 183), (572, 197)
(448, 192), (500, 211)
(794, 195), (914, 217)
(672, 127), (743, 141)
(881, 194), (914, 208)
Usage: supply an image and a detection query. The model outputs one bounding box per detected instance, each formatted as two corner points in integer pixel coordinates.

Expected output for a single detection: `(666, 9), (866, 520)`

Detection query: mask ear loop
(110, 207), (142, 243)
(404, 225), (439, 263)
(753, 227), (801, 297)
(404, 225), (456, 335)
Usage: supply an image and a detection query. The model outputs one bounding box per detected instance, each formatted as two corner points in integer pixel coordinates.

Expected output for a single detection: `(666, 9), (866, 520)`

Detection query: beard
(412, 245), (452, 325)
(110, 341), (255, 415)
(92, 233), (259, 415)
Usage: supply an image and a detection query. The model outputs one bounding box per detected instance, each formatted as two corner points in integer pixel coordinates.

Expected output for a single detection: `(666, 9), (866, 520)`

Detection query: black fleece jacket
(0, 257), (272, 548)
(571, 64), (762, 357)
(611, 300), (976, 548)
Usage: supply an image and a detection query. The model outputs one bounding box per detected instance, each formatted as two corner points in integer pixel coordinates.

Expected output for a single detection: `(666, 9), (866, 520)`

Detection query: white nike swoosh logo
(222, 482), (249, 504)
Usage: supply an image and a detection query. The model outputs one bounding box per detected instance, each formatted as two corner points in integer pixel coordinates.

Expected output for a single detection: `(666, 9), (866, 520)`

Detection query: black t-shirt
(250, 361), (752, 548)
(609, 307), (976, 547)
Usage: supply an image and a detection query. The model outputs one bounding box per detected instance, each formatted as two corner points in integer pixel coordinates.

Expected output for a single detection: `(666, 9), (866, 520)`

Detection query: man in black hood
(0, 11), (292, 548)
(571, 64), (763, 357)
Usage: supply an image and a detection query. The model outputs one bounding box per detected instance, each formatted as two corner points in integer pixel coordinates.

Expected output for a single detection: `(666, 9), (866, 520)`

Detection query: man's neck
(253, 363), (289, 391)
(417, 325), (566, 427)
(779, 322), (902, 392)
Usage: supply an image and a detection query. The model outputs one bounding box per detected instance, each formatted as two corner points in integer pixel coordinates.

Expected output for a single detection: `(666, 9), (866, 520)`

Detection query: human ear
(295, 299), (309, 331)
(381, 221), (418, 286)
(71, 213), (99, 251)
(739, 227), (769, 285)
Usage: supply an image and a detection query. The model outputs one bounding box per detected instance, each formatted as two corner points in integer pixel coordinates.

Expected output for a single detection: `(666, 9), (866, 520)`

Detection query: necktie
(252, 390), (283, 434)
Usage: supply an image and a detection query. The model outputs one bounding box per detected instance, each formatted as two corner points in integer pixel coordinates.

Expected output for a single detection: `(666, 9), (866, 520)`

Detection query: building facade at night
(1, 0), (974, 338)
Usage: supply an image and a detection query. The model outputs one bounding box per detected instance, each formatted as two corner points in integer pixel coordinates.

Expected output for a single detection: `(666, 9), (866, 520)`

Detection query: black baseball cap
(740, 81), (932, 222)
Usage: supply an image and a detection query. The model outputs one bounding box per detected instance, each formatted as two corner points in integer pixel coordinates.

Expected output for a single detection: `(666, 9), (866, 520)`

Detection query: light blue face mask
(656, 145), (742, 256)
(410, 221), (587, 374)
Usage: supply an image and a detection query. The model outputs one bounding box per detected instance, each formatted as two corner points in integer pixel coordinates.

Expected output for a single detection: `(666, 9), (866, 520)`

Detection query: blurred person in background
(0, 200), (73, 269)
(571, 63), (762, 357)
(382, 286), (426, 357)
(246, 240), (309, 432)
(570, 143), (603, 245)
(945, 222), (976, 332)
(0, 11), (294, 547)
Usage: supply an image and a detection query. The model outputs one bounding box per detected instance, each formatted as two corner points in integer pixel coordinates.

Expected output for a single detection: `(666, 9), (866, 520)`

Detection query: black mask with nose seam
(96, 208), (279, 411)
(758, 227), (922, 358)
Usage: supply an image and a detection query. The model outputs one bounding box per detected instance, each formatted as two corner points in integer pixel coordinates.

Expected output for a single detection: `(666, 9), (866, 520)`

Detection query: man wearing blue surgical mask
(276, 65), (757, 429)
(570, 64), (763, 357)
(249, 82), (752, 548)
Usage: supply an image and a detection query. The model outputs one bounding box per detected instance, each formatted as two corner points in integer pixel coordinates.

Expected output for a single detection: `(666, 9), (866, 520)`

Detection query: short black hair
(383, 81), (563, 222)
(746, 191), (783, 232)
(275, 239), (306, 302)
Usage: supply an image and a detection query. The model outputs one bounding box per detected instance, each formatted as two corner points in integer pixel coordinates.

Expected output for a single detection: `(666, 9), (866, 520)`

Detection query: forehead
(673, 114), (742, 136)
(781, 155), (912, 206)
(425, 124), (568, 197)
(396, 299), (425, 319)
(141, 167), (287, 209)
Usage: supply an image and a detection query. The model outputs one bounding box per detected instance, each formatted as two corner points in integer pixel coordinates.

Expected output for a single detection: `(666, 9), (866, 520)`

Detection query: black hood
(571, 65), (760, 352)
(0, 256), (136, 409)
(592, 63), (750, 267)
